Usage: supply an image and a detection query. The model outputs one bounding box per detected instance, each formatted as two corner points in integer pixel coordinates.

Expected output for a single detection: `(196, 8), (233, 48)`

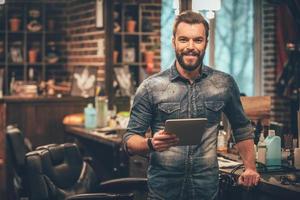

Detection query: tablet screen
(164, 118), (207, 146)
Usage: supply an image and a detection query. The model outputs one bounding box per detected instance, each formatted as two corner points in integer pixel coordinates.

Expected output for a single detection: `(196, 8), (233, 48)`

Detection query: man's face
(173, 22), (207, 72)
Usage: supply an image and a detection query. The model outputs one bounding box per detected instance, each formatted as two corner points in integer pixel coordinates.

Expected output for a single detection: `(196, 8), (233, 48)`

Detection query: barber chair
(25, 143), (148, 200)
(6, 125), (33, 199)
(6, 125), (58, 199)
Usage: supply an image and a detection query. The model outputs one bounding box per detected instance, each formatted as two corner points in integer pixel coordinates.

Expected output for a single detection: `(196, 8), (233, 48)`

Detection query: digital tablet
(164, 118), (207, 146)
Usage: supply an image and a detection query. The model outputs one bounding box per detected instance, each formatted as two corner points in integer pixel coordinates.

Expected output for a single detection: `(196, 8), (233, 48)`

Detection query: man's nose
(187, 39), (195, 49)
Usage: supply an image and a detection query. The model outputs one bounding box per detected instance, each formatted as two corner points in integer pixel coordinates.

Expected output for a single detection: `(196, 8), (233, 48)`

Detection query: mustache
(181, 50), (200, 56)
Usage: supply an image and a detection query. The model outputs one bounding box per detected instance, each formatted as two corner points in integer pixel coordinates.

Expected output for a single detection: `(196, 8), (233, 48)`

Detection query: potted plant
(113, 50), (119, 63)
(28, 48), (37, 63)
(126, 17), (136, 33)
(9, 15), (21, 32)
(144, 44), (159, 74)
(144, 44), (159, 64)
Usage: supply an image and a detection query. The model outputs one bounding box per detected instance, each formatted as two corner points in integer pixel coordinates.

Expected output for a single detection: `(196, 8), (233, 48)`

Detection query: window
(162, 0), (259, 96)
(214, 0), (254, 96)
(161, 0), (178, 70)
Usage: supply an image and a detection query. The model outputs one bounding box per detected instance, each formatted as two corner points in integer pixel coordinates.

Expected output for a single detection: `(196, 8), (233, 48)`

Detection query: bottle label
(217, 132), (227, 152)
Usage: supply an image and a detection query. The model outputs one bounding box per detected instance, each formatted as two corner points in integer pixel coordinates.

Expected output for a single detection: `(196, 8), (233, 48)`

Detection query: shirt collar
(169, 62), (209, 82)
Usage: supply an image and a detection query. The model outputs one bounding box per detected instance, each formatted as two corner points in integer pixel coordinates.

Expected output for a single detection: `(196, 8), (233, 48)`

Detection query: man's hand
(151, 130), (179, 152)
(238, 168), (260, 187)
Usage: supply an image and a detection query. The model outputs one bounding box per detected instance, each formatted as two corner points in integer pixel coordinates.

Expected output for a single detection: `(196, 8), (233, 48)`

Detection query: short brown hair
(173, 10), (209, 39)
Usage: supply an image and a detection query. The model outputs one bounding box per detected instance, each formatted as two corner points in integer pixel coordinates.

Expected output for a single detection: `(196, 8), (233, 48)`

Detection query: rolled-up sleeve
(122, 80), (153, 152)
(223, 76), (254, 143)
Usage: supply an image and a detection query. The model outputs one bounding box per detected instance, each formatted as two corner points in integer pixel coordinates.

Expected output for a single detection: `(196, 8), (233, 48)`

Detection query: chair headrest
(6, 126), (27, 168)
(41, 143), (84, 189)
(26, 144), (100, 199)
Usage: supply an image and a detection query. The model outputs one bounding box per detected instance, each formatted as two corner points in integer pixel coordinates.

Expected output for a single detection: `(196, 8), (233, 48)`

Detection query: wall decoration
(71, 66), (97, 97)
(96, 0), (104, 28)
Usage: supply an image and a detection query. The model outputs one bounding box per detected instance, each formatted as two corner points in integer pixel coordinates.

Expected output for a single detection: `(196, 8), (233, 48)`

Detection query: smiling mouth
(183, 51), (199, 57)
(184, 54), (198, 60)
(185, 54), (197, 57)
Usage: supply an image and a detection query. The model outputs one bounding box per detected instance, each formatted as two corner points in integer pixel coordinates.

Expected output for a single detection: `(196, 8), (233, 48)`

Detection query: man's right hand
(151, 130), (179, 152)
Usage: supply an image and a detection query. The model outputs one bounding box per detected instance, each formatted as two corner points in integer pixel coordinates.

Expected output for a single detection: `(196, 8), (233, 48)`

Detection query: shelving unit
(0, 1), (67, 95)
(112, 1), (161, 90)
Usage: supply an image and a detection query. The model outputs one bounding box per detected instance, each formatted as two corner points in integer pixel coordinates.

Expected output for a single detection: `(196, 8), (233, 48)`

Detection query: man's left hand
(238, 168), (260, 187)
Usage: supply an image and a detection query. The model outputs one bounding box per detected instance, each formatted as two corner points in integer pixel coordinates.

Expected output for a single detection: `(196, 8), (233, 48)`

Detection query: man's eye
(179, 38), (187, 42)
(194, 39), (203, 43)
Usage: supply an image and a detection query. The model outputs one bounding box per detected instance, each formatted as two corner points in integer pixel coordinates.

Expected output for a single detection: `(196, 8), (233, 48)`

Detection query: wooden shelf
(1, 1), (67, 95)
(112, 1), (161, 88)
(6, 63), (25, 66)
(114, 32), (159, 36)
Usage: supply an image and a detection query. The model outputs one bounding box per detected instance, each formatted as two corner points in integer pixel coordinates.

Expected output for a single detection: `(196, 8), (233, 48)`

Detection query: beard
(175, 49), (205, 72)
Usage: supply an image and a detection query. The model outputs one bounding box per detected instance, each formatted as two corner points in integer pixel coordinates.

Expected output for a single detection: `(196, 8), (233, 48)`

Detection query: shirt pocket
(204, 101), (224, 124)
(158, 102), (180, 121)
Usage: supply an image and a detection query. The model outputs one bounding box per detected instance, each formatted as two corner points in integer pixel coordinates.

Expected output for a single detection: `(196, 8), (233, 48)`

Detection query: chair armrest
(83, 156), (93, 164)
(36, 143), (58, 150)
(100, 178), (148, 193)
(66, 192), (133, 200)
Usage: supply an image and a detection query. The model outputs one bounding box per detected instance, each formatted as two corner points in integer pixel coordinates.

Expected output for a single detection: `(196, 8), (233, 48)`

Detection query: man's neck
(176, 61), (202, 84)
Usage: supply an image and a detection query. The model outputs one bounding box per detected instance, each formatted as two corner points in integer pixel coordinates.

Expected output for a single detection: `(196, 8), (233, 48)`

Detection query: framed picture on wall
(123, 47), (136, 63)
(96, 0), (104, 29)
(70, 66), (97, 97)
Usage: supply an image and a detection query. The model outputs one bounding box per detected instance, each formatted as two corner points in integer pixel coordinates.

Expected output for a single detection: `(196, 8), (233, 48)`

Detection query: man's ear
(204, 39), (209, 50)
(172, 36), (175, 48)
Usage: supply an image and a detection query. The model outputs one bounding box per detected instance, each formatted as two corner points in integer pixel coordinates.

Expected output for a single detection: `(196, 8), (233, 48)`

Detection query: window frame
(185, 0), (262, 96)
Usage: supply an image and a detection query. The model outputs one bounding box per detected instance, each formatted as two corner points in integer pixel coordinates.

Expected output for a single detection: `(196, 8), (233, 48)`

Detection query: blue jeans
(146, 146), (219, 200)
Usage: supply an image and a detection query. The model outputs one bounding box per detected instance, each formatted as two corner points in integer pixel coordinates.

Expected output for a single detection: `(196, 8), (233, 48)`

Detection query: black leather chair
(6, 125), (58, 199)
(6, 125), (33, 199)
(25, 143), (148, 200)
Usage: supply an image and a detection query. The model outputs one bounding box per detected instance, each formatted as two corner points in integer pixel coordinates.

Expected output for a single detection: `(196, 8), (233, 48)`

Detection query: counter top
(1, 95), (93, 103)
(219, 155), (300, 199)
(65, 125), (300, 199)
(65, 125), (126, 147)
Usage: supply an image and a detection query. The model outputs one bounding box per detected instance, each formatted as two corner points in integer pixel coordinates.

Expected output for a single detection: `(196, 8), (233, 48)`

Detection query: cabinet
(5, 96), (93, 147)
(112, 1), (161, 91)
(0, 1), (67, 95)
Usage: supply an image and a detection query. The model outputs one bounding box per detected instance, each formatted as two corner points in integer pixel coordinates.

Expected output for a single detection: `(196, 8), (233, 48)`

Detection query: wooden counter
(219, 154), (300, 200)
(65, 125), (129, 180)
(65, 125), (124, 147)
(65, 125), (148, 180)
(4, 96), (93, 147)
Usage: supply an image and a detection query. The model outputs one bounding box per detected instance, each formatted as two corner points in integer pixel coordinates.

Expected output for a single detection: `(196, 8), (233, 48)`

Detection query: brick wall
(140, 2), (161, 73)
(65, 0), (106, 83)
(65, 0), (161, 85)
(262, 0), (291, 132)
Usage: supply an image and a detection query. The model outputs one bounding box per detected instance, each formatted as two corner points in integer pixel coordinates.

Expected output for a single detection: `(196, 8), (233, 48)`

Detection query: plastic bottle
(95, 96), (108, 128)
(217, 121), (228, 153)
(254, 144), (257, 160)
(265, 129), (281, 169)
(10, 72), (16, 95)
(257, 133), (266, 164)
(84, 103), (97, 129)
(294, 148), (300, 169)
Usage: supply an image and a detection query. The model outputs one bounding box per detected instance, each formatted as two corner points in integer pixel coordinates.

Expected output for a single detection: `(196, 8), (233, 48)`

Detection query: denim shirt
(123, 63), (254, 200)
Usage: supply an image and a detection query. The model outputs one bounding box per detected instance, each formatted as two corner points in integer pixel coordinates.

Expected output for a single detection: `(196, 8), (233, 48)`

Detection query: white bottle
(265, 129), (281, 168)
(217, 121), (228, 153)
(254, 144), (257, 160)
(294, 148), (300, 169)
(257, 133), (267, 164)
